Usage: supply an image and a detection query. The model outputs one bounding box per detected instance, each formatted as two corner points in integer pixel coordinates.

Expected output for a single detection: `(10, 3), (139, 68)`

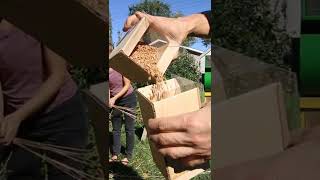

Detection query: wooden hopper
(136, 78), (207, 180)
(109, 17), (179, 83)
(0, 0), (107, 67)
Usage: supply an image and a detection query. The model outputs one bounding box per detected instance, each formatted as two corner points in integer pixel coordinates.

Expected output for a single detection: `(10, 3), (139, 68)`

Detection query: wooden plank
(0, 0), (107, 67)
(81, 90), (108, 180)
(109, 17), (149, 59)
(213, 83), (290, 169)
(110, 52), (151, 83)
(153, 88), (201, 117)
(156, 44), (179, 74)
(109, 18), (179, 83)
(140, 127), (148, 141)
(303, 111), (320, 128)
(136, 79), (207, 180)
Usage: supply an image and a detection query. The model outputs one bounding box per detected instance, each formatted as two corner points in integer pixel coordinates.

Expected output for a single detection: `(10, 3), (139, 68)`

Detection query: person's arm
(0, 46), (68, 144)
(123, 11), (211, 45)
(109, 76), (131, 107)
(13, 46), (67, 120)
(177, 11), (211, 38)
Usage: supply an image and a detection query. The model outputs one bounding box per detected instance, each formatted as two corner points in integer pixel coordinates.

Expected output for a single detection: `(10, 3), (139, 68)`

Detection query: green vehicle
(299, 0), (320, 96)
(200, 49), (212, 97)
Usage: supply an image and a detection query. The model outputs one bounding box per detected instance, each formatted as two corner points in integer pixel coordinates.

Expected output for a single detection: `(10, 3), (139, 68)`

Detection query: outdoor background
(108, 0), (211, 179)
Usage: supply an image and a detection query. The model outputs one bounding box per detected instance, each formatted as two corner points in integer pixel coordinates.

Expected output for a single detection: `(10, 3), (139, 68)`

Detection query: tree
(128, 0), (195, 46)
(213, 0), (291, 68)
(165, 50), (201, 82)
(129, 0), (171, 17)
(109, 7), (112, 43)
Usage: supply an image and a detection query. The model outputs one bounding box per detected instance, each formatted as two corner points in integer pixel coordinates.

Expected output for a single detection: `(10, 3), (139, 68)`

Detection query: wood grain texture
(81, 90), (108, 180)
(137, 79), (205, 180)
(213, 83), (290, 169)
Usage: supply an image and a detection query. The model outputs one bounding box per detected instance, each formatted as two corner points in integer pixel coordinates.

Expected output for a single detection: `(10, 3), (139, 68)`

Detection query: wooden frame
(109, 17), (179, 83)
(136, 78), (207, 180)
(213, 83), (290, 169)
(0, 0), (107, 67)
(81, 88), (108, 180)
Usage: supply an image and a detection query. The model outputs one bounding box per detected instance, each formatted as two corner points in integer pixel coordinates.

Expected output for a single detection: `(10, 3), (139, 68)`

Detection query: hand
(109, 97), (117, 108)
(0, 113), (23, 145)
(148, 104), (211, 167)
(123, 11), (190, 45)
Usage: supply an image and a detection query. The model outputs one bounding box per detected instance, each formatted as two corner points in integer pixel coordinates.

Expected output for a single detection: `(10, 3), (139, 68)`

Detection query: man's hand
(123, 11), (210, 45)
(148, 104), (211, 167)
(0, 112), (23, 145)
(109, 97), (117, 108)
(124, 11), (189, 45)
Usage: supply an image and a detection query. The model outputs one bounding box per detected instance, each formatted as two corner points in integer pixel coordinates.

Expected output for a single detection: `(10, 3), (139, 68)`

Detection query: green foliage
(165, 50), (201, 82)
(213, 0), (291, 68)
(129, 0), (171, 17)
(128, 0), (195, 46)
(109, 8), (112, 43)
(70, 66), (107, 89)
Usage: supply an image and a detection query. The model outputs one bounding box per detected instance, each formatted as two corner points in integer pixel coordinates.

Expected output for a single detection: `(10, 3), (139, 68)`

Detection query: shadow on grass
(109, 161), (144, 180)
(109, 131), (144, 180)
(135, 126), (144, 140)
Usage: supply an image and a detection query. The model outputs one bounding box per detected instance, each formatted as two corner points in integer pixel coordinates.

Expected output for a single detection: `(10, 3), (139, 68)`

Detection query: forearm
(14, 71), (66, 120)
(178, 12), (211, 38)
(113, 84), (130, 100)
(13, 46), (67, 121)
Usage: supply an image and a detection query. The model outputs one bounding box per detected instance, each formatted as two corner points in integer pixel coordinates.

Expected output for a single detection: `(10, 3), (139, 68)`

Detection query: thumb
(123, 11), (146, 32)
(134, 11), (146, 19)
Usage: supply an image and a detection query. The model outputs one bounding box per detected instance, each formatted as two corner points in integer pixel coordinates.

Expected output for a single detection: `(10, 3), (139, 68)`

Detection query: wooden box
(136, 78), (207, 180)
(81, 84), (109, 180)
(109, 17), (179, 83)
(0, 0), (107, 67)
(213, 83), (290, 169)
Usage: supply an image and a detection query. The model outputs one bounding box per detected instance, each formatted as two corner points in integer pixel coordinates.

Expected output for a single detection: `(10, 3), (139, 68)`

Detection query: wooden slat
(137, 79), (207, 180)
(81, 90), (108, 180)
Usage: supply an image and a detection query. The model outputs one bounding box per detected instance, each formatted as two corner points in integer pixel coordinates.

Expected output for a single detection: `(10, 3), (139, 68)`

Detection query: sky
(110, 0), (211, 52)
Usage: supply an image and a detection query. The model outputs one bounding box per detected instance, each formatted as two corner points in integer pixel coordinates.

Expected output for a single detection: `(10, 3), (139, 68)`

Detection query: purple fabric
(0, 23), (77, 115)
(109, 68), (133, 97)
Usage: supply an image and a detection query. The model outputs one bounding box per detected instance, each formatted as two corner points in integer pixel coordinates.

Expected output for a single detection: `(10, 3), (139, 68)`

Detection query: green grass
(109, 109), (211, 180)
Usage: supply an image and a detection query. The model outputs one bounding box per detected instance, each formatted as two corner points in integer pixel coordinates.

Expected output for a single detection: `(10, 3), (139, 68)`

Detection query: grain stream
(129, 43), (170, 102)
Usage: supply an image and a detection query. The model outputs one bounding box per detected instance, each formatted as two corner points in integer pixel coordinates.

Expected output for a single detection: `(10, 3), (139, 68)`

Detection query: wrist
(13, 109), (28, 122)
(177, 16), (195, 36)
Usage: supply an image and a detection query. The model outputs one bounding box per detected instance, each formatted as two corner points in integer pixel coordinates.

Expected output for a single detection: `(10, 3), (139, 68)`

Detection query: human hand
(123, 11), (190, 45)
(148, 104), (211, 167)
(0, 113), (23, 145)
(109, 97), (117, 108)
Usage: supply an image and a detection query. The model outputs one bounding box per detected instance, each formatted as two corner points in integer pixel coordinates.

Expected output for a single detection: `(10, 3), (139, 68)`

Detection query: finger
(123, 13), (141, 32)
(149, 132), (193, 147)
(148, 114), (190, 133)
(157, 146), (195, 159)
(179, 155), (208, 167)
